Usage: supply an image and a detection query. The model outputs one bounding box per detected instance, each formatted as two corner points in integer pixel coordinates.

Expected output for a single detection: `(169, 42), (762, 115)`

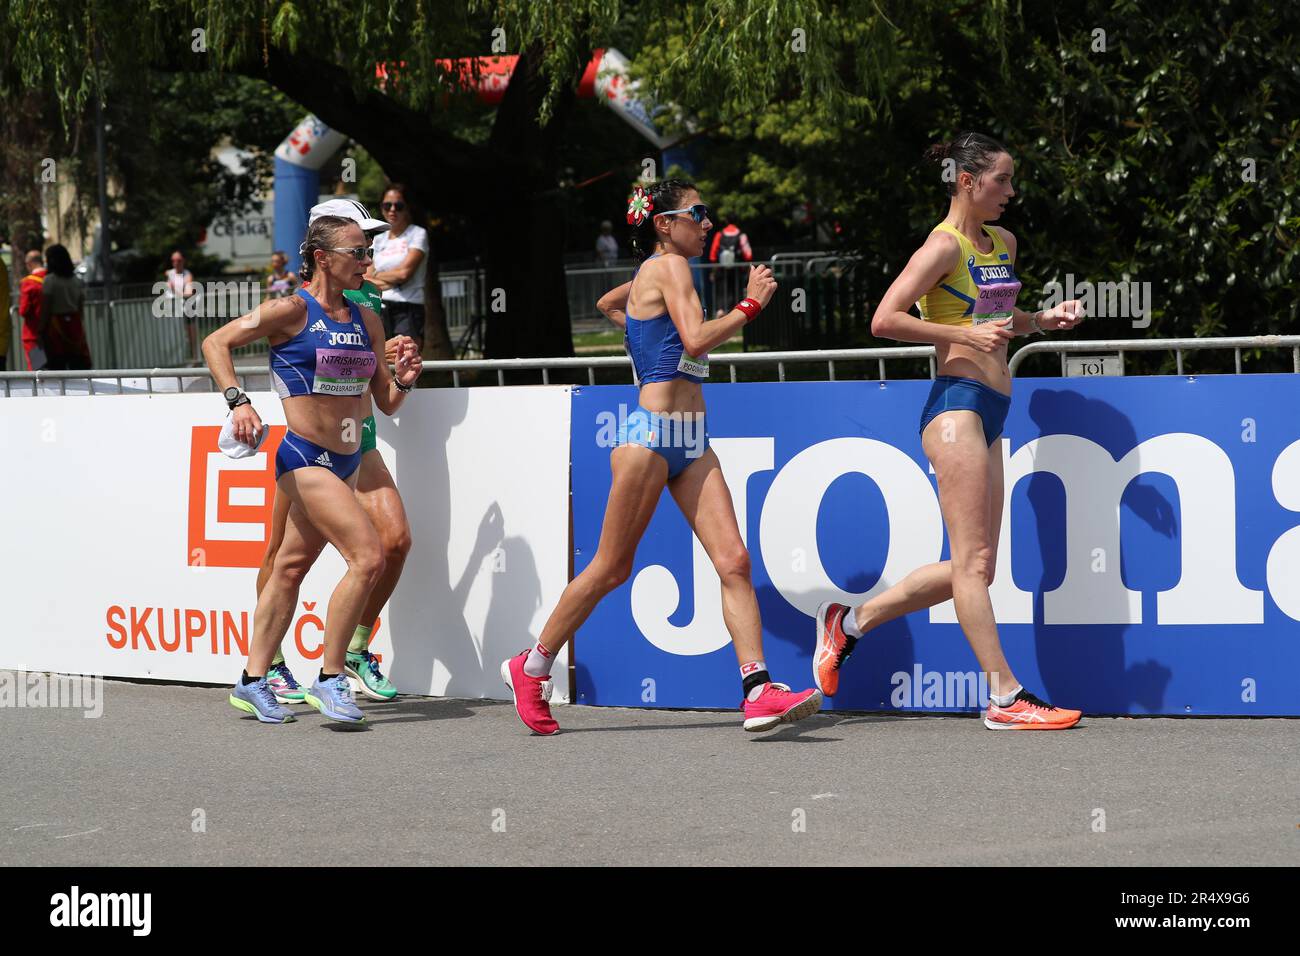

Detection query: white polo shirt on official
(371, 224), (429, 304)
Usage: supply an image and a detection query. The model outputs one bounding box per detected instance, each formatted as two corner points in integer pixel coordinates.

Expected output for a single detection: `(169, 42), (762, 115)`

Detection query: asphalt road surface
(2, 678), (1296, 866)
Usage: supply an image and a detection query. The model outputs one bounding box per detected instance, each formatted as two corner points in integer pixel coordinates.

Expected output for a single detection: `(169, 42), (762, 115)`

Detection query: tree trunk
(480, 187), (574, 359)
(481, 45), (578, 360)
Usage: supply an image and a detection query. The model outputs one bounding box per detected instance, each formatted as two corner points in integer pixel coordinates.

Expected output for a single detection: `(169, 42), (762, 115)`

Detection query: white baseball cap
(309, 198), (389, 233)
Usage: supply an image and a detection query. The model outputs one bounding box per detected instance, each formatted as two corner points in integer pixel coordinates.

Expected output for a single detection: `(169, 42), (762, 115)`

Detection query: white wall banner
(0, 387), (572, 702)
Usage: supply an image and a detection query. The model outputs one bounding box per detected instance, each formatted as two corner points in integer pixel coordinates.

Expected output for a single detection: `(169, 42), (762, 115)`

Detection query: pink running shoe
(742, 682), (824, 732)
(501, 650), (559, 736)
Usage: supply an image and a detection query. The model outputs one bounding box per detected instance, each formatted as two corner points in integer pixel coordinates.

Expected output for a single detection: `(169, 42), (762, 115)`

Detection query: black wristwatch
(394, 375), (414, 393)
(224, 386), (249, 409)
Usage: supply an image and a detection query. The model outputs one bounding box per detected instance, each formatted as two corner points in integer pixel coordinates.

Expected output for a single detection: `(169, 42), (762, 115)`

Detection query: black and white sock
(741, 660), (770, 701)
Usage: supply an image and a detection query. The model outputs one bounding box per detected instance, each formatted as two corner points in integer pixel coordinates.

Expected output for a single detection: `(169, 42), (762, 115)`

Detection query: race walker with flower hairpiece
(627, 186), (654, 226)
(501, 179), (822, 739)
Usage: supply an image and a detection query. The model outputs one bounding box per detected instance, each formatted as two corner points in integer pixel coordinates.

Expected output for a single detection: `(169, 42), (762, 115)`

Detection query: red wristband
(735, 297), (762, 323)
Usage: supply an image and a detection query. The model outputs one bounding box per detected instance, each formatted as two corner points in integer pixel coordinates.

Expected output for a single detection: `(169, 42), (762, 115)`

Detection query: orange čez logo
(187, 425), (287, 568)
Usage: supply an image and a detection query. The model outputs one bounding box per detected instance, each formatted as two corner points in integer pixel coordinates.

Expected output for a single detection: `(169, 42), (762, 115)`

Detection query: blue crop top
(270, 289), (378, 399)
(624, 254), (709, 385)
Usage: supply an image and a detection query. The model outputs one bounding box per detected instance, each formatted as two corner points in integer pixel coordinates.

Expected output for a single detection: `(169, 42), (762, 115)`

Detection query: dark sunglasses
(326, 246), (373, 261)
(656, 203), (712, 224)
(382, 201), (406, 212)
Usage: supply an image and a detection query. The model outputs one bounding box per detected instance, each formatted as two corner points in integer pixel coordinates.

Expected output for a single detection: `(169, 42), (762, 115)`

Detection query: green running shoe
(345, 650), (398, 701)
(266, 661), (306, 703)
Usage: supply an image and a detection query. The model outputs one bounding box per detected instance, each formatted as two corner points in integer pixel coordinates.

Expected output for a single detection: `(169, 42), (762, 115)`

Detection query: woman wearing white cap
(254, 199), (417, 708)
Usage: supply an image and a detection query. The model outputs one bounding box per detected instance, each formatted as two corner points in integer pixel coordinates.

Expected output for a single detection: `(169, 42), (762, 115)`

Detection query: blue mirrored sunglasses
(655, 204), (712, 224)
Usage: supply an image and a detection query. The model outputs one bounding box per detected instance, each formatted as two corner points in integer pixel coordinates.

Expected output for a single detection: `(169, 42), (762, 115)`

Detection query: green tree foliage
(107, 73), (302, 272)
(640, 2), (1300, 358)
(3, 1), (1296, 362)
(0, 69), (301, 278)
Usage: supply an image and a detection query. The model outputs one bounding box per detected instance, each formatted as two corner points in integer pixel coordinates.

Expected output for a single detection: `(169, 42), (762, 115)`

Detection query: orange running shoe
(814, 602), (857, 696)
(984, 689), (1082, 730)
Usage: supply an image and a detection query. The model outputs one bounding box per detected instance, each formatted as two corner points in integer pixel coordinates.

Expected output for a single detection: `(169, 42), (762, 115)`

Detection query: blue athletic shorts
(615, 406), (710, 479)
(275, 430), (363, 481)
(918, 376), (1012, 446)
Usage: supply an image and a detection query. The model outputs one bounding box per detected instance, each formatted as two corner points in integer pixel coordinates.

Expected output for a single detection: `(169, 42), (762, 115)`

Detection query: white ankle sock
(991, 684), (1022, 707)
(842, 606), (863, 638)
(524, 641), (556, 678)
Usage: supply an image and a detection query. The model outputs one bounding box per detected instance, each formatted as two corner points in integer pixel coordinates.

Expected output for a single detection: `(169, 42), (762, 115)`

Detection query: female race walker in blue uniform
(814, 133), (1087, 730)
(203, 215), (421, 724)
(500, 179), (823, 735)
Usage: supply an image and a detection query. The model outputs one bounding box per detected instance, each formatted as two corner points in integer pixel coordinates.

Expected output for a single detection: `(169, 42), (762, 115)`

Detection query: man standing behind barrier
(165, 250), (199, 363)
(706, 215), (752, 318)
(595, 220), (619, 265)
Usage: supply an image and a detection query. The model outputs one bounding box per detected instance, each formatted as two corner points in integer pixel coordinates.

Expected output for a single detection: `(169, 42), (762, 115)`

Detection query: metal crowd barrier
(6, 276), (479, 373)
(7, 257), (861, 371)
(1007, 335), (1300, 376)
(6, 336), (1300, 396)
(424, 346), (937, 387)
(0, 346), (938, 395)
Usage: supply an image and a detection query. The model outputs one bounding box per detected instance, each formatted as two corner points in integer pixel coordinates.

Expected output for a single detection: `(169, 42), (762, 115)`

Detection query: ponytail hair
(627, 178), (697, 260)
(298, 215), (354, 283)
(924, 131), (1008, 196)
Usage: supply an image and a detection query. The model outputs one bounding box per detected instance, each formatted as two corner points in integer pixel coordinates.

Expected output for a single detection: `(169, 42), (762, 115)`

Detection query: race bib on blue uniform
(677, 352), (710, 378)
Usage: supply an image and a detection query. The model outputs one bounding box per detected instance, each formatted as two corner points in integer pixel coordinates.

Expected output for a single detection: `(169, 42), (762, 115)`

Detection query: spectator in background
(0, 251), (10, 370)
(595, 220), (619, 265)
(18, 250), (46, 370)
(165, 250), (199, 362)
(266, 250), (297, 297)
(40, 245), (91, 370)
(707, 216), (753, 317)
(707, 216), (753, 266)
(368, 183), (428, 353)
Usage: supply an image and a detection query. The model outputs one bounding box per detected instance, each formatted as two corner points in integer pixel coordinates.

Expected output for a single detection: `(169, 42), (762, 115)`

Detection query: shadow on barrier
(385, 388), (545, 700)
(1025, 388), (1175, 713)
(565, 381), (1185, 715)
(483, 534), (543, 682)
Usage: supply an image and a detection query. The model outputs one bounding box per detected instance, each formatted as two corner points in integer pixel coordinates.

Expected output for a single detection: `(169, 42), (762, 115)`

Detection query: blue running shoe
(229, 676), (296, 723)
(304, 673), (365, 723)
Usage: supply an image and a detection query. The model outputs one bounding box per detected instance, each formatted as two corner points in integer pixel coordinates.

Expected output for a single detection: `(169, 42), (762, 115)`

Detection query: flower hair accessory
(627, 186), (653, 226)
